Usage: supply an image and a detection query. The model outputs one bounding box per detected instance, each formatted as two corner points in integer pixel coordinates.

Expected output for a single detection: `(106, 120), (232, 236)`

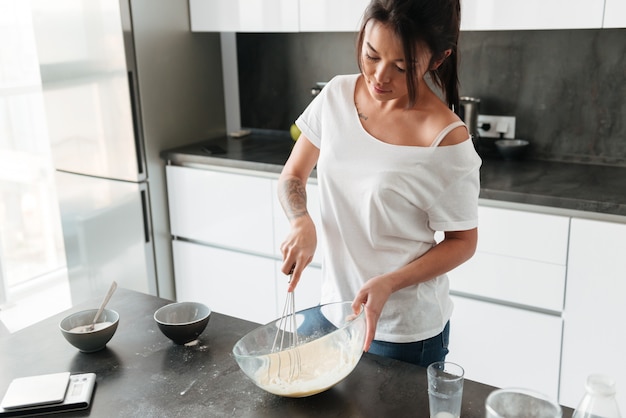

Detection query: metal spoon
(81, 281), (117, 332)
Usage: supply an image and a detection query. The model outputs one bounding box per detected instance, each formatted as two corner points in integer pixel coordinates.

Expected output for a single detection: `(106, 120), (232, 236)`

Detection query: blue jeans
(367, 321), (450, 367)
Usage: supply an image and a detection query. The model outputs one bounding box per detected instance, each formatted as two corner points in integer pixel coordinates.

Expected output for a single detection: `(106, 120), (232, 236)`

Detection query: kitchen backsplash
(237, 29), (625, 167)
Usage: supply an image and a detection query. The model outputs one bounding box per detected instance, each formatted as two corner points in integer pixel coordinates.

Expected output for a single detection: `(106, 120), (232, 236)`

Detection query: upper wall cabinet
(460, 0), (605, 30)
(190, 0), (622, 32)
(603, 0), (626, 28)
(189, 0), (299, 32)
(190, 0), (369, 32)
(299, 0), (369, 32)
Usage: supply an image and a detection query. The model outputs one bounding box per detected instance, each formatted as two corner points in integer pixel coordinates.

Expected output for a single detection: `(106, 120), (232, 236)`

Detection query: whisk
(270, 275), (301, 382)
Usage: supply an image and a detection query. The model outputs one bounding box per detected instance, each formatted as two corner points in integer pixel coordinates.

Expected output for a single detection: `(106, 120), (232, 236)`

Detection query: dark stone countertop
(1, 288), (572, 417)
(161, 132), (626, 219)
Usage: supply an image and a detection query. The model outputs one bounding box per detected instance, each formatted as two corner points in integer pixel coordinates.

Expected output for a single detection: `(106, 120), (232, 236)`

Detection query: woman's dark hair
(356, 0), (461, 111)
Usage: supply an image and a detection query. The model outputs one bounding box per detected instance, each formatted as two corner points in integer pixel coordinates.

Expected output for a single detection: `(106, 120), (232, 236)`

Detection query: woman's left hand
(351, 275), (394, 352)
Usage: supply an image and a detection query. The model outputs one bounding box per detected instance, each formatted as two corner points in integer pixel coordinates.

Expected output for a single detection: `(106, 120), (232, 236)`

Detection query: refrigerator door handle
(140, 190), (151, 244)
(128, 71), (146, 177)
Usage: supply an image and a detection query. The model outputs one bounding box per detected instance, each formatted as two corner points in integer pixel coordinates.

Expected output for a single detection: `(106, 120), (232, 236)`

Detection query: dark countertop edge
(161, 136), (626, 221)
(479, 189), (626, 221)
(166, 153), (286, 175)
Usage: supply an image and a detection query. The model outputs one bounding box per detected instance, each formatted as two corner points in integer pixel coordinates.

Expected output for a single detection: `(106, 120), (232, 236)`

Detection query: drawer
(477, 206), (569, 264)
(447, 295), (562, 401)
(166, 165), (274, 256)
(449, 252), (566, 312)
(173, 240), (278, 324)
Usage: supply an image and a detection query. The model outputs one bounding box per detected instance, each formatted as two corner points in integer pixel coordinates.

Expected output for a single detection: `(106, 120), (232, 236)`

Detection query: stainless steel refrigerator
(30, 0), (226, 303)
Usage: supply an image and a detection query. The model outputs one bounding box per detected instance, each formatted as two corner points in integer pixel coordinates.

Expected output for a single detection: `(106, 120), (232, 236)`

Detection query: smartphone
(0, 372), (96, 417)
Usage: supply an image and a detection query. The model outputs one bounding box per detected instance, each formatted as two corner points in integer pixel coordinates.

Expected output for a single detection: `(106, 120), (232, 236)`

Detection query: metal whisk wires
(270, 275), (301, 382)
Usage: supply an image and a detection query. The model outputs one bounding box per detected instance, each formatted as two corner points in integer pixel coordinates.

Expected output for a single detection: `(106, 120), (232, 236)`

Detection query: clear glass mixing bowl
(232, 301), (366, 397)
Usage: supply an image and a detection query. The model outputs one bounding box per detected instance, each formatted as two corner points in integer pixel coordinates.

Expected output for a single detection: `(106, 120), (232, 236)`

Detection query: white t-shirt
(296, 74), (482, 343)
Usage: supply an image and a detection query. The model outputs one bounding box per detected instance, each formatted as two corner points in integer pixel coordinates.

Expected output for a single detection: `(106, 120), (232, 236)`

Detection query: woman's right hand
(277, 133), (320, 292)
(280, 215), (317, 291)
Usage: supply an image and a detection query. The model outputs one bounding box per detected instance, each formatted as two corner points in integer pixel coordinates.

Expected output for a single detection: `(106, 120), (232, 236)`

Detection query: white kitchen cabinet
(448, 206), (569, 312)
(559, 218), (626, 409)
(271, 180), (324, 266)
(173, 240), (278, 324)
(447, 295), (563, 400)
(190, 0), (368, 33)
(460, 0), (605, 30)
(189, 0), (299, 32)
(603, 0), (626, 28)
(166, 165), (274, 256)
(299, 0), (369, 32)
(166, 165), (323, 323)
(445, 205), (568, 402)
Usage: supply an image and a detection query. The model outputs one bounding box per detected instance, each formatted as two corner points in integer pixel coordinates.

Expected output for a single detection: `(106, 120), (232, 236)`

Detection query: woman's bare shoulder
(434, 105), (470, 147)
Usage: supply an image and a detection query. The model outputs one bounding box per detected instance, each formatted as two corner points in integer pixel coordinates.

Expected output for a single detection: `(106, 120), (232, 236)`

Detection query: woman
(277, 0), (481, 367)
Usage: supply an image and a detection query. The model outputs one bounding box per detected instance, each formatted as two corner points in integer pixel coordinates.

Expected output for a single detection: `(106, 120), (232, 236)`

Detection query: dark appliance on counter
(30, 0), (226, 303)
(459, 96), (481, 150)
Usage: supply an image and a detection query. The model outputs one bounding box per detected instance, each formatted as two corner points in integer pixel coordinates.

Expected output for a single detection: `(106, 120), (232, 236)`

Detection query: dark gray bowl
(59, 308), (119, 353)
(495, 139), (530, 160)
(154, 302), (211, 344)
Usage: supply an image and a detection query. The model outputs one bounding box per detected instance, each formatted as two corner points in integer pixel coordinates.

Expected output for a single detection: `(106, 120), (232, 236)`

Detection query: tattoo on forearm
(279, 178), (308, 221)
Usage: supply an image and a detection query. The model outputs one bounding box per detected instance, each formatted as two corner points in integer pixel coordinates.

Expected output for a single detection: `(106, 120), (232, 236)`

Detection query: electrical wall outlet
(477, 115), (516, 139)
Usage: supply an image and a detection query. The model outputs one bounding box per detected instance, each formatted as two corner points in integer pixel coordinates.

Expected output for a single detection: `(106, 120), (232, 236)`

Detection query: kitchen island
(1, 288), (575, 417)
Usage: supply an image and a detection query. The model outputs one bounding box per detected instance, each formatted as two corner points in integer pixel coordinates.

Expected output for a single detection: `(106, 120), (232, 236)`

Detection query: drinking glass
(427, 361), (464, 418)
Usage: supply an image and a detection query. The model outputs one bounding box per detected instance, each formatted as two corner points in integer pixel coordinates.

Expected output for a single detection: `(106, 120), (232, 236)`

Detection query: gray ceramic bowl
(495, 139), (530, 160)
(59, 308), (119, 353)
(154, 302), (211, 344)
